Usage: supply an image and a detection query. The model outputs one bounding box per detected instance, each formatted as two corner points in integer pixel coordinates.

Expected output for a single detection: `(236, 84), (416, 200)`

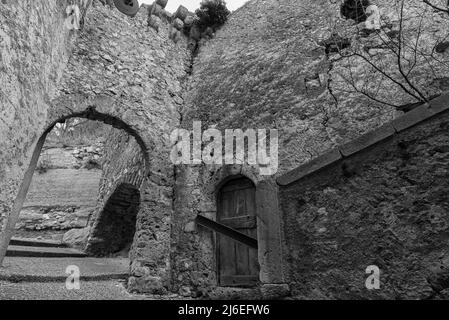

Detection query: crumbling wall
(0, 0), (89, 232)
(279, 107), (449, 300)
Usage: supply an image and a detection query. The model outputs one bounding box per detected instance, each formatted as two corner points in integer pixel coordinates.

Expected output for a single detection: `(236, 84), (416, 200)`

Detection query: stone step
(6, 245), (87, 258)
(10, 237), (68, 248)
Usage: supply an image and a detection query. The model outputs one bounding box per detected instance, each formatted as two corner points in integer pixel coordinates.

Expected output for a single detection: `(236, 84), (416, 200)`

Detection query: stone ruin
(0, 0), (449, 299)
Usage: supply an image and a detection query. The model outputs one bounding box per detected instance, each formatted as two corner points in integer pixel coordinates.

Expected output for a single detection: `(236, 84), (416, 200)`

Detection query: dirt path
(0, 257), (183, 300)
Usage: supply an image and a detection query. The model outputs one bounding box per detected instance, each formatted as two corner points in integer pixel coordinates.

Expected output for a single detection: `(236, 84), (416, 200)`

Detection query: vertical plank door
(217, 178), (259, 287)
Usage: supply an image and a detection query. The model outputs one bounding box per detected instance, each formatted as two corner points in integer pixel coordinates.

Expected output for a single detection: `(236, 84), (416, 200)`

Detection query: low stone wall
(278, 98), (449, 299)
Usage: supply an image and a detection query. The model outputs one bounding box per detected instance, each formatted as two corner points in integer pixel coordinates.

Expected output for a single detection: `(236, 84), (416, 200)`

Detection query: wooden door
(217, 178), (259, 287)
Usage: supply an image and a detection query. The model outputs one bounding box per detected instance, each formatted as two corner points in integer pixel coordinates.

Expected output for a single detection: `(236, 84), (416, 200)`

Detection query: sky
(140, 0), (248, 13)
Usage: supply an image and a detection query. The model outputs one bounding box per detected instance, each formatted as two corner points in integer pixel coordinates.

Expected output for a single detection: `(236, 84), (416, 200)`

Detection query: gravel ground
(0, 257), (186, 300)
(0, 279), (138, 300)
(0, 280), (188, 300)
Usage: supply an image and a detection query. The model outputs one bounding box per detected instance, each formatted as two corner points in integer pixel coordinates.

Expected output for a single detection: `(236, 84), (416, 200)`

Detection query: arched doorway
(0, 110), (149, 264)
(217, 177), (260, 287)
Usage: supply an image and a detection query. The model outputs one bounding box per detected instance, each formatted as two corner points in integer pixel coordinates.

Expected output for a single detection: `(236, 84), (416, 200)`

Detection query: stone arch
(205, 165), (262, 197)
(45, 94), (153, 173)
(86, 182), (140, 256)
(214, 173), (258, 196)
(0, 94), (153, 264)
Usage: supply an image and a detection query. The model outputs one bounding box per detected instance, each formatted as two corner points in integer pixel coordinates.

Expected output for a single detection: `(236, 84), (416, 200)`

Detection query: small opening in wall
(340, 0), (371, 23)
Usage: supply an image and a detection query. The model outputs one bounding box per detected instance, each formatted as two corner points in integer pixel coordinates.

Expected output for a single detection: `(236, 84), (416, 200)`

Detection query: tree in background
(48, 118), (112, 147)
(195, 0), (230, 32)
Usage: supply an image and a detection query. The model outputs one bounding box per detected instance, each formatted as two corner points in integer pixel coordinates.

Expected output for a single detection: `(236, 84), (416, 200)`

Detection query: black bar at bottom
(195, 215), (258, 249)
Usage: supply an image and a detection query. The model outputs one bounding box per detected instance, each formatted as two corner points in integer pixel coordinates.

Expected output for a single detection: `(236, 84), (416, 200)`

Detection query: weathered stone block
(184, 14), (195, 28)
(128, 275), (167, 295)
(175, 5), (189, 21)
(392, 104), (434, 132)
(151, 3), (163, 17)
(173, 18), (184, 30)
(261, 284), (290, 300)
(63, 227), (91, 249)
(156, 0), (168, 9)
(148, 15), (161, 32)
(184, 221), (196, 233)
(256, 179), (284, 284)
(178, 286), (192, 297)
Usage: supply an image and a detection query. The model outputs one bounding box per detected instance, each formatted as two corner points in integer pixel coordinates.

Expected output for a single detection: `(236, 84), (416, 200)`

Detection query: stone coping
(277, 92), (449, 186)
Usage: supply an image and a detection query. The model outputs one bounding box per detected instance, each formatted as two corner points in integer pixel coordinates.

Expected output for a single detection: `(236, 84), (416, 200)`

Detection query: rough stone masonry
(1, 0), (449, 299)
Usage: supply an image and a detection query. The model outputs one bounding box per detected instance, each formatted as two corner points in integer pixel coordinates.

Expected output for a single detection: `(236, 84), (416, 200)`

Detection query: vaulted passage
(87, 183), (140, 256)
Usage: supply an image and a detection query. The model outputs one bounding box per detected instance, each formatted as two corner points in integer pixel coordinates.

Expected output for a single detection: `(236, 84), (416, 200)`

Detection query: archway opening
(2, 113), (148, 261)
(13, 118), (109, 242)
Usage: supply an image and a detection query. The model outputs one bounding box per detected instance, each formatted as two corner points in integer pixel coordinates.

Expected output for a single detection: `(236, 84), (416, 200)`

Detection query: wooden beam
(195, 215), (258, 249)
(0, 131), (48, 266)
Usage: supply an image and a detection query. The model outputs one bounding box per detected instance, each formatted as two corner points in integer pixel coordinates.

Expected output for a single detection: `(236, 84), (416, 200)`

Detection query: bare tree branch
(423, 0), (449, 14)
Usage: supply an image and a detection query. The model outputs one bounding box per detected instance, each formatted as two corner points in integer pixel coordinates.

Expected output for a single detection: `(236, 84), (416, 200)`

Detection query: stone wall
(184, 0), (392, 172)
(169, 0), (449, 298)
(184, 0), (449, 173)
(0, 0), (90, 232)
(279, 101), (449, 300)
(16, 144), (103, 233)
